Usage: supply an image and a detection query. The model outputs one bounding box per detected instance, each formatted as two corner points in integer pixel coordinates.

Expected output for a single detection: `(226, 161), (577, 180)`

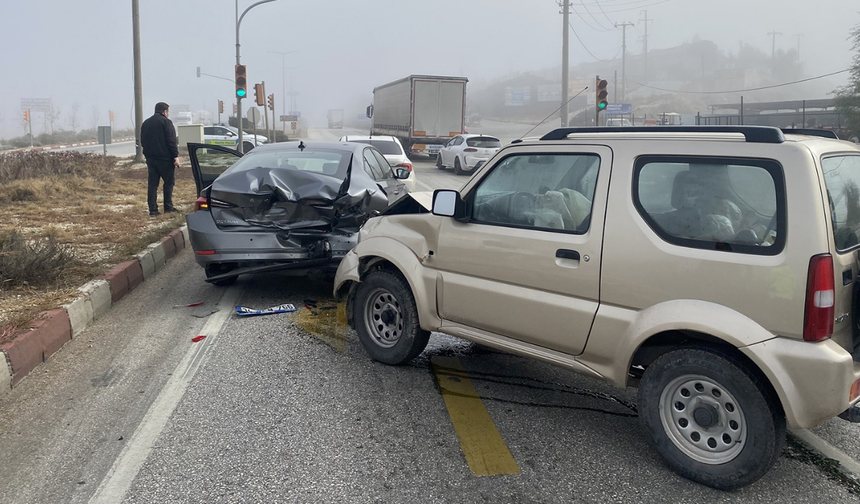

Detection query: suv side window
(470, 153), (599, 233)
(363, 149), (386, 180)
(822, 154), (860, 251)
(634, 156), (785, 254)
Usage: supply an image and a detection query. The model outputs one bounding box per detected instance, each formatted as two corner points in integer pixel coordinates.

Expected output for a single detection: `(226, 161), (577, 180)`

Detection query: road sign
(605, 103), (633, 115)
(21, 98), (51, 111)
(288, 111), (301, 118)
(280, 114), (298, 122)
(291, 122), (297, 130)
(247, 106), (260, 124)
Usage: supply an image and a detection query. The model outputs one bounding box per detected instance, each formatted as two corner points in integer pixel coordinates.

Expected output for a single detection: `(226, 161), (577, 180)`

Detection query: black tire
(205, 264), (238, 287)
(353, 269), (430, 365)
(436, 153), (446, 170)
(638, 347), (785, 490)
(454, 157), (464, 176)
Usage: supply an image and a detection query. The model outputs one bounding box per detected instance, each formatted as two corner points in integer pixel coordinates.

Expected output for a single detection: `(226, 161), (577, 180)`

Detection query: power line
(570, 5), (613, 31)
(579, 1), (613, 30)
(592, 0), (615, 25)
(596, 0), (674, 13)
(627, 68), (850, 94)
(569, 21), (622, 62)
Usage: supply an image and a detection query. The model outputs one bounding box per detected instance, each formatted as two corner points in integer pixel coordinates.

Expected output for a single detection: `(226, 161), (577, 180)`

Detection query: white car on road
(339, 135), (416, 192)
(437, 134), (502, 175)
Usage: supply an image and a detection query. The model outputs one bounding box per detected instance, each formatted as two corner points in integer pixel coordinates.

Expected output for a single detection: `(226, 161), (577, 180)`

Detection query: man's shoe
(149, 211), (161, 216)
(164, 207), (180, 213)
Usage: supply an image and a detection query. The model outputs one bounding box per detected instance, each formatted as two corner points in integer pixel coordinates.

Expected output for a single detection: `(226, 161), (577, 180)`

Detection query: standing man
(140, 102), (180, 216)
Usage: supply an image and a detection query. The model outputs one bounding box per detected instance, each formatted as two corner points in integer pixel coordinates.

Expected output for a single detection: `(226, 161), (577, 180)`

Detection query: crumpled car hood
(209, 162), (389, 233)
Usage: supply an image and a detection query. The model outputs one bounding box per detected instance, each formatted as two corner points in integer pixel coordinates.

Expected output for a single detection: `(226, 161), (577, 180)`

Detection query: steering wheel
(509, 192), (536, 224)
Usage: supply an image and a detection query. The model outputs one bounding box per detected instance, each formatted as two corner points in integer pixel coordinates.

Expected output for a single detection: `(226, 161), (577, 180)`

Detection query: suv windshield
(466, 137), (501, 148)
(349, 140), (402, 155)
(822, 154), (860, 251)
(224, 149), (349, 178)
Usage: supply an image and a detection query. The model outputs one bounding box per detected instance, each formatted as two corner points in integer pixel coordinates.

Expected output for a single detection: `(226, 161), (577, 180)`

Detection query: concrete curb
(0, 225), (189, 393)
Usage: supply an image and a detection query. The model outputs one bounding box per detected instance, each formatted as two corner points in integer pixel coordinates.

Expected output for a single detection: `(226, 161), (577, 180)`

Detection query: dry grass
(0, 152), (198, 343)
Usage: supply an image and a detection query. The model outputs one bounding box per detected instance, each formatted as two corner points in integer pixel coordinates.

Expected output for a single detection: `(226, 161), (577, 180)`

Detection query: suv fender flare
(583, 300), (777, 387)
(334, 236), (442, 330)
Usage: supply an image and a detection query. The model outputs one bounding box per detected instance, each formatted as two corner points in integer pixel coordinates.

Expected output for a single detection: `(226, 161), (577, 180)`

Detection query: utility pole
(767, 31), (783, 60)
(615, 21), (634, 102)
(795, 33), (803, 64)
(272, 50), (297, 131)
(639, 10), (651, 82)
(560, 0), (570, 127)
(262, 81), (270, 142)
(132, 0), (144, 163)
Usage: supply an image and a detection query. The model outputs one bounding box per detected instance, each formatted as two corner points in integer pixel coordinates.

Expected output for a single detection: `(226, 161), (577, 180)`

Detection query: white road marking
(88, 283), (244, 504)
(791, 428), (860, 478)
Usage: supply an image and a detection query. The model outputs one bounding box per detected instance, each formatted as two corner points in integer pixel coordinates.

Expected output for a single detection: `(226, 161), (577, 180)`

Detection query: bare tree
(67, 101), (81, 132)
(91, 105), (100, 130)
(46, 103), (61, 135)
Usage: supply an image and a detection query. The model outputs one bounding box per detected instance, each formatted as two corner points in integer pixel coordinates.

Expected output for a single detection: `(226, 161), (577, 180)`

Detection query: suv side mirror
(395, 168), (410, 180)
(432, 189), (466, 220)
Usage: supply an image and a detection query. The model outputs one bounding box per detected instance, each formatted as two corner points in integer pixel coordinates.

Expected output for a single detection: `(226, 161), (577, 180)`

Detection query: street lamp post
(272, 50), (297, 132)
(236, 0), (278, 153)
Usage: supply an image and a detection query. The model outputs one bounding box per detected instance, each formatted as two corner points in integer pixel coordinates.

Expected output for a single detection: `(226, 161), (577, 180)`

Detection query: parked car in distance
(340, 135), (416, 192)
(437, 134), (502, 175)
(203, 124), (267, 153)
(186, 141), (410, 285)
(334, 126), (860, 490)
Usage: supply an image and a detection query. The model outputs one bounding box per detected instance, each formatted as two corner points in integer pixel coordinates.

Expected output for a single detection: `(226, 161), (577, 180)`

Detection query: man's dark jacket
(140, 113), (178, 161)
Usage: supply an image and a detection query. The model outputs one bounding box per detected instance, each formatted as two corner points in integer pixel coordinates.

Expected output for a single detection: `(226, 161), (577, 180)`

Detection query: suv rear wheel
(638, 347), (785, 490)
(354, 269), (430, 365)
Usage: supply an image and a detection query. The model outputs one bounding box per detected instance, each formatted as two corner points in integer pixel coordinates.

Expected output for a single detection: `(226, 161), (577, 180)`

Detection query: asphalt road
(1, 127), (860, 503)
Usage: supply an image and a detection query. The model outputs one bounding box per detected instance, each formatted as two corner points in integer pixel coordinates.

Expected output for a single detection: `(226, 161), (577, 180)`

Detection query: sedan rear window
(349, 140), (402, 155)
(466, 137), (501, 148)
(224, 149), (349, 178)
(822, 154), (860, 251)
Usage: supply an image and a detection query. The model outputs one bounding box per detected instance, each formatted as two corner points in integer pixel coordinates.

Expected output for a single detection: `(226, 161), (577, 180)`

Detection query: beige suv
(333, 126), (860, 489)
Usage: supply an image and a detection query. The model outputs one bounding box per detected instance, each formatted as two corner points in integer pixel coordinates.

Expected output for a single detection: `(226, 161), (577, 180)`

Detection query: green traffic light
(598, 102), (607, 110)
(237, 89), (246, 98)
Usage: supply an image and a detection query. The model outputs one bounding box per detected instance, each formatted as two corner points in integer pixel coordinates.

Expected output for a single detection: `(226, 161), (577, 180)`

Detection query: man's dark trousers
(147, 158), (176, 213)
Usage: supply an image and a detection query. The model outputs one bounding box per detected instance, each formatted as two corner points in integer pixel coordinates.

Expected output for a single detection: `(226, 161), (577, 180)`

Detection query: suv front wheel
(354, 269), (430, 365)
(638, 347), (785, 490)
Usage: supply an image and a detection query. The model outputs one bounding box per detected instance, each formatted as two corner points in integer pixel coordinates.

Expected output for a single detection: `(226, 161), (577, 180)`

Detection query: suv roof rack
(780, 128), (839, 139)
(539, 126), (785, 143)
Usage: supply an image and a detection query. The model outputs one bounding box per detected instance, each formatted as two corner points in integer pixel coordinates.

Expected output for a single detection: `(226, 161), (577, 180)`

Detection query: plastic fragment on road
(191, 335), (207, 343)
(173, 301), (205, 308)
(235, 304), (298, 317)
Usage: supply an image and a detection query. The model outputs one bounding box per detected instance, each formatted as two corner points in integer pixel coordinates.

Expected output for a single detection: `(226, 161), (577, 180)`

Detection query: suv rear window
(634, 156), (785, 255)
(822, 154), (860, 251)
(466, 137), (501, 148)
(349, 140), (402, 155)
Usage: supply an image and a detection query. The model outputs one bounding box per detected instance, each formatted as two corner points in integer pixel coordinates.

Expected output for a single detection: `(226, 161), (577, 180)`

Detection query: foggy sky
(0, 0), (857, 138)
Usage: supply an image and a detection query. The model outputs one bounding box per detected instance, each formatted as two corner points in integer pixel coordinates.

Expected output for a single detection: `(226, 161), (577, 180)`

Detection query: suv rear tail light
(804, 254), (835, 342)
(463, 148), (478, 153)
(194, 196), (209, 212)
(395, 162), (413, 172)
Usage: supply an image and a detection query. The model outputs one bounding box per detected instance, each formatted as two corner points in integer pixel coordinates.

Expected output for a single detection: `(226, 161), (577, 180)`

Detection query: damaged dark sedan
(186, 141), (410, 285)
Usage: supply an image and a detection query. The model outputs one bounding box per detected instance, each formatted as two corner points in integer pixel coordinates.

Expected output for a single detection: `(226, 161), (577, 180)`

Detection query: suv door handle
(556, 249), (580, 260)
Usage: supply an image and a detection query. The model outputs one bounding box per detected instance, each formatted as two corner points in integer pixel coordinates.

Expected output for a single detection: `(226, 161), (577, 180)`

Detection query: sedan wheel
(454, 157), (464, 176)
(436, 153), (445, 170)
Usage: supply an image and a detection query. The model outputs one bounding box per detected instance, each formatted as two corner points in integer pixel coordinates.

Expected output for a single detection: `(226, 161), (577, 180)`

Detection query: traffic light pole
(262, 81), (270, 143)
(235, 0), (278, 154)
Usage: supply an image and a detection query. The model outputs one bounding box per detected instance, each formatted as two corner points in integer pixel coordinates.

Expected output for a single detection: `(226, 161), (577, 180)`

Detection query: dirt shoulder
(0, 153), (198, 344)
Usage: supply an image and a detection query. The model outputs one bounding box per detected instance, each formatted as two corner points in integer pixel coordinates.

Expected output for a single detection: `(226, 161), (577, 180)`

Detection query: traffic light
(596, 77), (609, 114)
(23, 109), (30, 122)
(254, 84), (264, 106)
(218, 100), (224, 114)
(267, 94), (274, 111)
(235, 64), (247, 98)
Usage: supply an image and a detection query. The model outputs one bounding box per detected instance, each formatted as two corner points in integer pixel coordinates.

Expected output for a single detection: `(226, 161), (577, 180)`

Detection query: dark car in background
(186, 141), (410, 285)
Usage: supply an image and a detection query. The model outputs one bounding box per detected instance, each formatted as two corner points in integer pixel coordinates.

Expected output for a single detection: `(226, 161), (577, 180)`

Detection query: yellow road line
(432, 356), (521, 476)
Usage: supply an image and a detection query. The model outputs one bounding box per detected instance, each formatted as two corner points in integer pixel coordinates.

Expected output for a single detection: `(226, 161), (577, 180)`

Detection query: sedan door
(433, 145), (611, 356)
(363, 147), (406, 205)
(188, 143), (242, 195)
